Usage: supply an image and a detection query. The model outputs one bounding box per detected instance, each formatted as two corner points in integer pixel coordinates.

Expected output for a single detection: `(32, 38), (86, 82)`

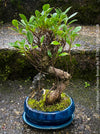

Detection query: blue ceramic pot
(23, 95), (75, 129)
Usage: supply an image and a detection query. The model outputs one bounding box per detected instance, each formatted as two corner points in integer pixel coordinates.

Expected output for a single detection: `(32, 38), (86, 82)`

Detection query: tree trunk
(45, 66), (71, 105)
(47, 66), (71, 79)
(30, 66), (71, 105)
(45, 80), (69, 105)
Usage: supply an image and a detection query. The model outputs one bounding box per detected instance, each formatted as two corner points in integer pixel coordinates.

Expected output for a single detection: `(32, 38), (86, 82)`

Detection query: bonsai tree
(9, 4), (81, 106)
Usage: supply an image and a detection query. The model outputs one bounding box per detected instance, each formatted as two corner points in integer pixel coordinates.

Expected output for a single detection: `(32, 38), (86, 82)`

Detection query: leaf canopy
(9, 3), (81, 72)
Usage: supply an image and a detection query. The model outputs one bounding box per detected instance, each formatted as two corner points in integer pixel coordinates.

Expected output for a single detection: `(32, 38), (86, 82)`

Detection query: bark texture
(48, 66), (71, 79)
(30, 66), (71, 105)
(46, 80), (69, 105)
(46, 66), (71, 105)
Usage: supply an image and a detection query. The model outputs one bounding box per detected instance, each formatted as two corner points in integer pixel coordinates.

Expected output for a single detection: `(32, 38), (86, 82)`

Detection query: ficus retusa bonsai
(9, 4), (81, 105)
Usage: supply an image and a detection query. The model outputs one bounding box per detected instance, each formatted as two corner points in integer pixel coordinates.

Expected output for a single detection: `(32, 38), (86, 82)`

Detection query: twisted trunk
(45, 80), (69, 105)
(45, 66), (71, 105)
(30, 66), (71, 105)
(47, 66), (71, 79)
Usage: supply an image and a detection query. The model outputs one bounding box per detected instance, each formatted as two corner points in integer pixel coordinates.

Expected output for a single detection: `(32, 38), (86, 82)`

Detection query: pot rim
(25, 94), (74, 114)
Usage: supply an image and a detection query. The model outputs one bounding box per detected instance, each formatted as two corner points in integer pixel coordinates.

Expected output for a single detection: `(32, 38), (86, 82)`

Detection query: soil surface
(0, 79), (99, 134)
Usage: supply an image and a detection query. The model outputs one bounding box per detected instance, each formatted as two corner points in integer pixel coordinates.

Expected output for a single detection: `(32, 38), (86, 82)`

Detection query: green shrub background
(0, 0), (100, 24)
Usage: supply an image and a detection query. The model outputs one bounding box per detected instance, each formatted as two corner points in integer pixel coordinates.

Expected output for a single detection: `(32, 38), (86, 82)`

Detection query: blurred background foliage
(0, 0), (100, 25)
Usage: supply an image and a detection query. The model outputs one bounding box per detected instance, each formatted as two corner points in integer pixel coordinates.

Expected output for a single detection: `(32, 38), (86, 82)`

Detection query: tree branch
(47, 66), (71, 79)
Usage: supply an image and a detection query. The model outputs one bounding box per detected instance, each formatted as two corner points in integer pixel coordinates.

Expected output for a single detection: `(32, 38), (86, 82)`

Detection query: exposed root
(45, 80), (69, 105)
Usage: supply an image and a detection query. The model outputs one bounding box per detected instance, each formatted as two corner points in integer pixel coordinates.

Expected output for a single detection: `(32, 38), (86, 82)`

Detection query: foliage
(8, 4), (82, 106)
(84, 82), (90, 88)
(28, 91), (71, 112)
(0, 0), (100, 24)
(9, 4), (81, 72)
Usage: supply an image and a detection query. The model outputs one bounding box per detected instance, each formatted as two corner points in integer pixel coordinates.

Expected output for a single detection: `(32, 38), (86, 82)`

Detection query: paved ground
(0, 24), (100, 134)
(0, 79), (100, 134)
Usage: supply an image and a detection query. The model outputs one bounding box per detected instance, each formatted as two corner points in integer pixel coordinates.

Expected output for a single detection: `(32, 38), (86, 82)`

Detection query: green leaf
(68, 12), (78, 20)
(27, 31), (33, 44)
(21, 39), (25, 44)
(18, 21), (25, 27)
(18, 28), (23, 33)
(64, 7), (71, 14)
(60, 13), (66, 20)
(43, 4), (50, 11)
(41, 10), (44, 15)
(51, 41), (60, 45)
(47, 50), (52, 58)
(19, 50), (25, 53)
(59, 52), (69, 57)
(88, 83), (90, 86)
(10, 27), (18, 32)
(13, 44), (20, 49)
(52, 13), (57, 18)
(40, 35), (45, 43)
(8, 42), (14, 46)
(72, 26), (81, 33)
(64, 17), (69, 23)
(67, 19), (77, 25)
(29, 15), (35, 23)
(59, 24), (67, 32)
(85, 82), (90, 88)
(22, 29), (27, 32)
(58, 24), (66, 30)
(32, 45), (38, 49)
(74, 44), (81, 47)
(58, 46), (63, 53)
(8, 42), (20, 49)
(12, 19), (18, 28)
(19, 14), (27, 22)
(35, 10), (41, 17)
(66, 38), (71, 45)
(55, 8), (62, 15)
(25, 44), (29, 49)
(21, 20), (26, 26)
(57, 30), (63, 35)
(46, 8), (53, 14)
(21, 53), (25, 56)
(18, 39), (25, 48)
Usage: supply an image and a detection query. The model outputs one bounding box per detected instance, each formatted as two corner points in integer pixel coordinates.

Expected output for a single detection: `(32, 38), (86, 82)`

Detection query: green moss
(28, 91), (71, 112)
(0, 49), (38, 81)
(0, 49), (97, 81)
(55, 51), (97, 81)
